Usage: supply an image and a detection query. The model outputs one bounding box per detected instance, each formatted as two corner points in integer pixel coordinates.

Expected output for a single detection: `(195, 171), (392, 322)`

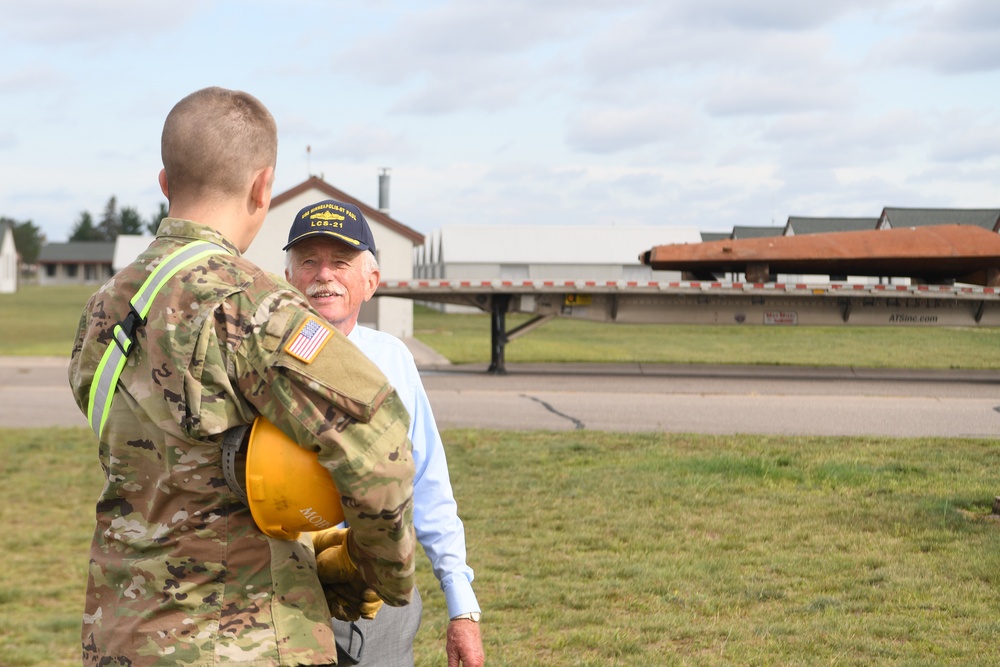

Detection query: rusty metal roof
(640, 224), (1000, 286)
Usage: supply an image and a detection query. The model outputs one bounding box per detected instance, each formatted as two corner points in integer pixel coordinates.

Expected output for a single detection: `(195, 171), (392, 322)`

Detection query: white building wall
(367, 230), (415, 339)
(440, 261), (684, 283)
(244, 190), (320, 278)
(0, 226), (16, 293)
(113, 235), (155, 272)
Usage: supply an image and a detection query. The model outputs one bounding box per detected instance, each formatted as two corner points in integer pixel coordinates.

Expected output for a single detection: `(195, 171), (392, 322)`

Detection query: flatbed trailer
(376, 279), (1000, 373)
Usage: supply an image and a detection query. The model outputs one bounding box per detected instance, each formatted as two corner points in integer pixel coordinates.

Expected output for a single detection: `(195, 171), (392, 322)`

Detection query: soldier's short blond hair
(161, 87), (277, 200)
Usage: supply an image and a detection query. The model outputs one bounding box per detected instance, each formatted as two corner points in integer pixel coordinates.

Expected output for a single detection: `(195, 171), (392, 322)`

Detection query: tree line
(2, 196), (168, 265)
(67, 196), (168, 242)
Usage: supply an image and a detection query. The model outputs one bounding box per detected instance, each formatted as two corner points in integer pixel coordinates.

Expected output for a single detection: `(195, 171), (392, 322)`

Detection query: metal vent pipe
(378, 168), (390, 213)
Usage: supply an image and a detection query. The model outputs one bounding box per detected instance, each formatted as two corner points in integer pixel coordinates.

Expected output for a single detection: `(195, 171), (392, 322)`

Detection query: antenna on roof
(307, 145), (312, 178)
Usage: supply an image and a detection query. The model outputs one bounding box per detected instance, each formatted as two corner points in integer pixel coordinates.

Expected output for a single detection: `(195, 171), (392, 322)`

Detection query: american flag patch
(285, 317), (333, 363)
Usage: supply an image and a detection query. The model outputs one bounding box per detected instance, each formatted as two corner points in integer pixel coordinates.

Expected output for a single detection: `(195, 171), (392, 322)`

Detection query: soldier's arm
(231, 296), (415, 605)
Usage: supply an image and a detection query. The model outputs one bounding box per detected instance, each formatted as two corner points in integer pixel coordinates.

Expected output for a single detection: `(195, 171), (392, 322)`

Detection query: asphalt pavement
(3, 344), (1000, 437)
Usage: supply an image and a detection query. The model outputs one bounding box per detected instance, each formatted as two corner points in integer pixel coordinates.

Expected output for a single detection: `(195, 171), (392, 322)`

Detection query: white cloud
(703, 69), (852, 117)
(871, 0), (1000, 73)
(764, 110), (928, 169)
(662, 0), (899, 30)
(326, 124), (415, 162)
(565, 105), (697, 154)
(1, 0), (998, 241)
(0, 64), (67, 94)
(0, 0), (203, 43)
(928, 111), (1000, 162)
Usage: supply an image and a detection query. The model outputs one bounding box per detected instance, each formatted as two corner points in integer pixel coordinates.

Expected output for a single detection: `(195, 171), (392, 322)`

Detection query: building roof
(784, 216), (878, 235)
(731, 226), (784, 240)
(38, 241), (115, 263)
(700, 231), (730, 242)
(271, 176), (425, 245)
(427, 224), (702, 265)
(878, 207), (1000, 231)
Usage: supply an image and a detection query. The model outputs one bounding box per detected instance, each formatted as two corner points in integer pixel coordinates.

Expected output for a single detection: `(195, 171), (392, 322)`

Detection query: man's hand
(447, 618), (485, 667)
(313, 527), (384, 622)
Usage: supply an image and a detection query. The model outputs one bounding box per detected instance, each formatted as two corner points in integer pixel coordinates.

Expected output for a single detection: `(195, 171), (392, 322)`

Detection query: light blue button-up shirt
(348, 325), (480, 619)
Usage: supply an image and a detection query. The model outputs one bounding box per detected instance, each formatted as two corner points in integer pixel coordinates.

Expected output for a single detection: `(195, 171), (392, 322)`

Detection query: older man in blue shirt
(285, 199), (484, 667)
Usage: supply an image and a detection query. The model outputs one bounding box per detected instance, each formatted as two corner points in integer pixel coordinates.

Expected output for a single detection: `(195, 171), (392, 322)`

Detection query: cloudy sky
(2, 0), (999, 242)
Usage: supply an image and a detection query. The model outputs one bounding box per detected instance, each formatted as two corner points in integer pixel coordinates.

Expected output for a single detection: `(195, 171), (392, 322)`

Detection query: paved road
(420, 363), (1000, 437)
(3, 356), (999, 438)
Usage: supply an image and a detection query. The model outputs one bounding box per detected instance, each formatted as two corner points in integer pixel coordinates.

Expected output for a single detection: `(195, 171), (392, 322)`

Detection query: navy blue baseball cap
(283, 199), (377, 256)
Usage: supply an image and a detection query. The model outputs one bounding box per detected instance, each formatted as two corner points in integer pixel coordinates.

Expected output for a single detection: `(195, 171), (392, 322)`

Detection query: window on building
(66, 264), (78, 278)
(45, 264), (56, 277)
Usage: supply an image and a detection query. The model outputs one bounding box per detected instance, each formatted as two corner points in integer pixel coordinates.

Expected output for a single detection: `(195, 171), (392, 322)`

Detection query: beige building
(243, 176), (425, 339)
(417, 224), (702, 282)
(37, 241), (114, 286)
(415, 223), (703, 312)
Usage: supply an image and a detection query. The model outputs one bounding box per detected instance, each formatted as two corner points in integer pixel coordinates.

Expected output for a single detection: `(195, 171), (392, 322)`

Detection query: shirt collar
(155, 218), (241, 256)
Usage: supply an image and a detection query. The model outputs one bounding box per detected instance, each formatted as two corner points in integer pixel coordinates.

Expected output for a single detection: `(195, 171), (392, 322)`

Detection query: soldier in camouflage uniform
(68, 87), (415, 666)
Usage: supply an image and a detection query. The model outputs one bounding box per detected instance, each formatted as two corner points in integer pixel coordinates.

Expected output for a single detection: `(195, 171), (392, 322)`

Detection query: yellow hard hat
(223, 417), (345, 540)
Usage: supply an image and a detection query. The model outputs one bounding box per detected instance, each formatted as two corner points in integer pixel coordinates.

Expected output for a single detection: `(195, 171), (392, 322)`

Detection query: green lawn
(3, 286), (1000, 369)
(0, 285), (95, 356)
(414, 305), (1000, 369)
(2, 427), (999, 666)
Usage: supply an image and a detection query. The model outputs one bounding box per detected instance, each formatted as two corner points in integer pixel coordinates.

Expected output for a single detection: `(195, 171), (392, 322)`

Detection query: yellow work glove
(313, 527), (383, 622)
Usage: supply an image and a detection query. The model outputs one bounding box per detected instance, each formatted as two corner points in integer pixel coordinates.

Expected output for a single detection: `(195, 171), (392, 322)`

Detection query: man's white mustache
(306, 282), (345, 298)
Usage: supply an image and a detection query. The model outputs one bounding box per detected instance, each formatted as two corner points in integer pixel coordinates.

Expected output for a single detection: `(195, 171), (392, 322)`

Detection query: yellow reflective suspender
(87, 240), (227, 439)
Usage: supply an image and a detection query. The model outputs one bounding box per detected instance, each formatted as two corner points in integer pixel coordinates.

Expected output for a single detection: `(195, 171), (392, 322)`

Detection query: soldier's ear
(158, 169), (169, 198)
(250, 166), (274, 210)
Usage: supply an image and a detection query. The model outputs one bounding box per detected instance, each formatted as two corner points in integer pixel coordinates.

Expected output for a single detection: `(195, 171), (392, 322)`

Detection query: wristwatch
(451, 612), (481, 623)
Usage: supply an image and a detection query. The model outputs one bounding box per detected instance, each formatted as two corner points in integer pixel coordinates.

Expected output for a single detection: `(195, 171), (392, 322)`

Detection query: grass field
(2, 427), (999, 666)
(0, 285), (95, 356)
(415, 307), (1000, 369)
(3, 285), (1000, 368)
(2, 285), (999, 665)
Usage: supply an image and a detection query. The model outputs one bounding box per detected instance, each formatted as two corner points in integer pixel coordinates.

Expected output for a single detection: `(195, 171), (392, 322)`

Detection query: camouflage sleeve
(67, 292), (99, 414)
(230, 289), (416, 606)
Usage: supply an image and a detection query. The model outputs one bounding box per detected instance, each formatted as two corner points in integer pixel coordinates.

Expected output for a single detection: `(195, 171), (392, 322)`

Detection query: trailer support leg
(488, 295), (511, 375)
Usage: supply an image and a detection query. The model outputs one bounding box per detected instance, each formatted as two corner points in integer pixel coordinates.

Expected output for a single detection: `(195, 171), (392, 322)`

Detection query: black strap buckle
(113, 305), (146, 357)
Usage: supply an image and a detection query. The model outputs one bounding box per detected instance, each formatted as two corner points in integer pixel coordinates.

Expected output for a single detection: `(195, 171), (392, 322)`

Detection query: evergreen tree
(2, 218), (45, 264)
(70, 211), (104, 241)
(98, 196), (120, 240)
(147, 202), (169, 235)
(119, 206), (145, 235)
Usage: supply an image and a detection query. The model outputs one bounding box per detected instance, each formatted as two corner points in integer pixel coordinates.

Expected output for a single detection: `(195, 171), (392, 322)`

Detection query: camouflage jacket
(68, 219), (415, 666)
